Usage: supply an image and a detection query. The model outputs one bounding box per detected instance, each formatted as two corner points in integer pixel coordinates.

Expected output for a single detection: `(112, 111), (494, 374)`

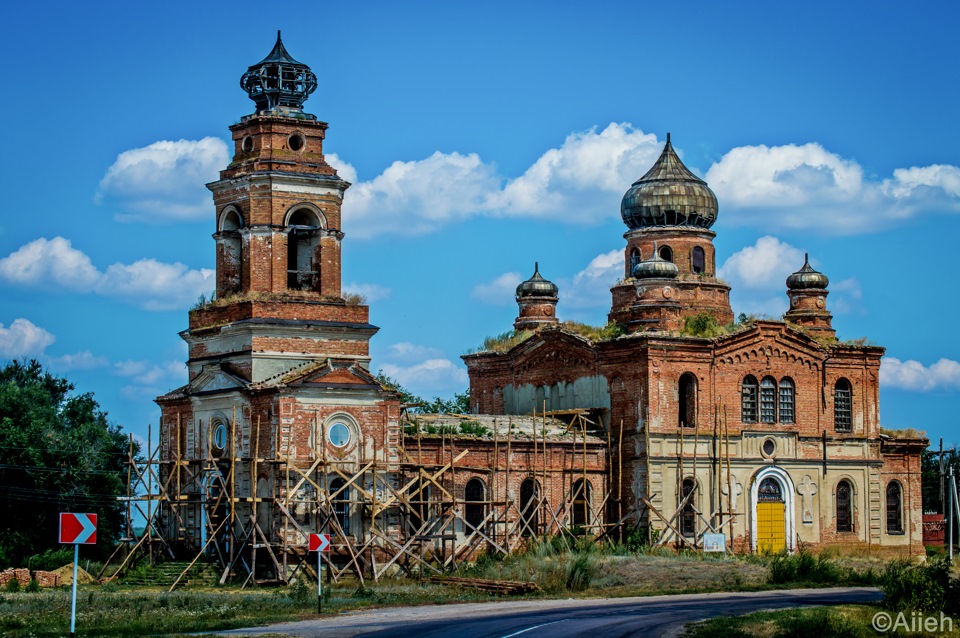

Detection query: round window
(761, 438), (776, 457)
(241, 136), (254, 152)
(214, 423), (227, 450)
(328, 422), (351, 448)
(288, 134), (305, 151)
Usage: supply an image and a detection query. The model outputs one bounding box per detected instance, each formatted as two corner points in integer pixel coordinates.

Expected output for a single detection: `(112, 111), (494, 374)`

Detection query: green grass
(684, 604), (960, 638)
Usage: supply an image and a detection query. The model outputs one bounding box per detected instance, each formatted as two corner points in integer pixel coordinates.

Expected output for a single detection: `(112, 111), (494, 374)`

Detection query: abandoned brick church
(155, 35), (924, 581)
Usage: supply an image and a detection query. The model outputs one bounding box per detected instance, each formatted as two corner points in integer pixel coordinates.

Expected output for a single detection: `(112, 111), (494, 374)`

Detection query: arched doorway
(751, 467), (795, 553)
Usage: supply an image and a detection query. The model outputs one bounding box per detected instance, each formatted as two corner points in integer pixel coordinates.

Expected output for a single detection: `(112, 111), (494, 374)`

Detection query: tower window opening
(760, 377), (777, 424)
(678, 372), (697, 428)
(241, 136), (254, 153)
(287, 208), (322, 291)
(629, 248), (641, 276)
(741, 376), (758, 423)
(288, 133), (305, 151)
(659, 245), (673, 262)
(834, 379), (852, 432)
(692, 246), (705, 274)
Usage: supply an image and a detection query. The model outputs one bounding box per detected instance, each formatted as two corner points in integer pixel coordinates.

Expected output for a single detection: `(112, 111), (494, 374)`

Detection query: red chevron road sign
(308, 533), (330, 552)
(59, 513), (97, 545)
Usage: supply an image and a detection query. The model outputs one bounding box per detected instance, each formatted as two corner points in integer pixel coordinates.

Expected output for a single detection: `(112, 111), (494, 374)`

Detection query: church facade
(153, 36), (923, 580)
(463, 138), (926, 555)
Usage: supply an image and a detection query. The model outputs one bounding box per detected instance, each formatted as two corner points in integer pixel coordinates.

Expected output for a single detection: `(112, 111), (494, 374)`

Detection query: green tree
(375, 371), (469, 414)
(0, 360), (135, 567)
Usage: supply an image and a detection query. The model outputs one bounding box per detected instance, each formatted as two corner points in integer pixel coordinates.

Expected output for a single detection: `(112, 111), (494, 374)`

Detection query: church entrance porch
(750, 467), (795, 553)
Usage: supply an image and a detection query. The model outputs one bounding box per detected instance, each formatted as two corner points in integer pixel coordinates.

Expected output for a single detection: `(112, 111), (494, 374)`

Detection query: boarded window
(834, 379), (852, 432)
(836, 480), (853, 532)
(330, 478), (350, 535)
(760, 377), (777, 423)
(779, 378), (795, 423)
(742, 376), (758, 423)
(886, 482), (903, 534)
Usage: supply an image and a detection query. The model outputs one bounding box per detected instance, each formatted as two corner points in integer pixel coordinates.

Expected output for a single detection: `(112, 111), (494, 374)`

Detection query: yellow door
(757, 501), (786, 552)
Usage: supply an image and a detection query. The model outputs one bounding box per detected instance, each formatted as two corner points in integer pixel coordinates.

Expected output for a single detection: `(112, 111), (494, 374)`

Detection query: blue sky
(2, 1), (959, 449)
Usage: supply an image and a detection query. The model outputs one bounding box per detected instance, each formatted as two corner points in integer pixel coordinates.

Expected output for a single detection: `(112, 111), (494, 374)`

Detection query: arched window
(330, 477), (350, 535)
(659, 245), (673, 262)
(519, 478), (540, 537)
(680, 478), (696, 536)
(218, 208), (243, 295)
(834, 379), (852, 432)
(678, 373), (697, 428)
(836, 480), (853, 532)
(691, 246), (705, 274)
(287, 208), (322, 291)
(760, 377), (777, 424)
(778, 378), (795, 424)
(758, 477), (783, 502)
(464, 478), (486, 530)
(741, 376), (758, 423)
(886, 482), (903, 534)
(629, 248), (641, 276)
(571, 479), (592, 526)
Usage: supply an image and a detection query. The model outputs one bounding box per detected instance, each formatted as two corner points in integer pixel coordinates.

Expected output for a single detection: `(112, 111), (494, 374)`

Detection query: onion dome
(621, 134), (718, 230)
(240, 31), (318, 111)
(786, 253), (829, 290)
(633, 243), (679, 280)
(516, 262), (559, 299)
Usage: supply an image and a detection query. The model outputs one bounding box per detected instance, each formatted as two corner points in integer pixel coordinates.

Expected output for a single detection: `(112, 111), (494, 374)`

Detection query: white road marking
(500, 619), (565, 638)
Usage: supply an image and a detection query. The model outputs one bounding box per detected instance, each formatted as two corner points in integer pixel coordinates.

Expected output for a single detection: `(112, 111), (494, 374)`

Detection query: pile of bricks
(0, 568), (63, 588)
(0, 568), (31, 587)
(33, 571), (61, 587)
(429, 576), (540, 595)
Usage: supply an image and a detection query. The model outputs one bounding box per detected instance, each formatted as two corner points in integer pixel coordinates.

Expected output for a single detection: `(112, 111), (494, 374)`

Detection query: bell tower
(186, 32), (375, 384)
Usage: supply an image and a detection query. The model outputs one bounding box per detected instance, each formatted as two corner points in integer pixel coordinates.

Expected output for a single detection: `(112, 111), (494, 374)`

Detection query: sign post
(59, 513), (97, 638)
(308, 533), (330, 614)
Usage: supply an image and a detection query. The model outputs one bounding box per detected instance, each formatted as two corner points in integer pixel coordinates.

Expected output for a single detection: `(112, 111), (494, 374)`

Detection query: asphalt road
(216, 587), (883, 638)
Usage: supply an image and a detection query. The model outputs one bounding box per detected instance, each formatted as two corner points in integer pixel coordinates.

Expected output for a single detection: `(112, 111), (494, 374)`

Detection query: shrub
(24, 579), (40, 593)
(287, 578), (312, 606)
(768, 549), (852, 585)
(881, 558), (958, 615)
(565, 553), (594, 592)
(5, 578), (20, 592)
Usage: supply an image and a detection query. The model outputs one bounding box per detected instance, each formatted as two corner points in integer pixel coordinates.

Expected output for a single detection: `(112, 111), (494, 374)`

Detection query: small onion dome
(240, 31), (318, 111)
(516, 262), (559, 299)
(633, 243), (679, 279)
(786, 253), (830, 290)
(621, 133), (719, 230)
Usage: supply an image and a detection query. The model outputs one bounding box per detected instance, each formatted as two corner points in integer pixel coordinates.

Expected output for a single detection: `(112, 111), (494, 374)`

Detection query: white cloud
(472, 272), (522, 305)
(325, 153), (358, 185)
(379, 359), (469, 394)
(343, 281), (391, 303)
(114, 359), (185, 385)
(830, 277), (864, 315)
(707, 143), (960, 234)
(0, 237), (214, 311)
(0, 319), (55, 358)
(881, 357), (960, 392)
(386, 342), (445, 362)
(96, 137), (230, 223)
(340, 123), (664, 238)
(563, 249), (623, 310)
(718, 236), (804, 289)
(49, 351), (109, 371)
